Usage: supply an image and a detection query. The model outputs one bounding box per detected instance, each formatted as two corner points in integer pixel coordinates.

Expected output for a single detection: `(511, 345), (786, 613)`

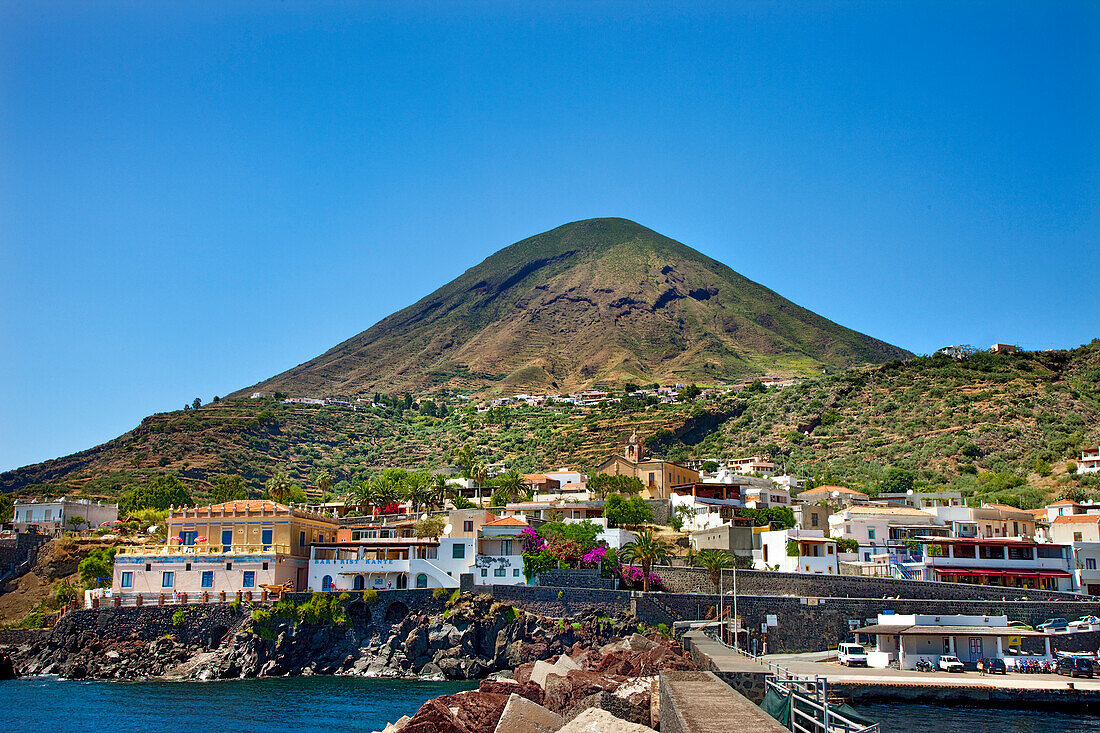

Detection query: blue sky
(2, 1), (1098, 472)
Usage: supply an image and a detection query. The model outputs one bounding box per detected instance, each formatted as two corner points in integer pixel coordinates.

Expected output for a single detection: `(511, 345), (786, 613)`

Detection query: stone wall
(652, 565), (1089, 601)
(639, 592), (1100, 654)
(539, 569), (617, 589)
(487, 584), (631, 618)
(53, 604), (244, 645)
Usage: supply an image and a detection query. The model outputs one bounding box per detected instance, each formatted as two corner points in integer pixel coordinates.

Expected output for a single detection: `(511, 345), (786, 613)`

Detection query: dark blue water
(3, 676), (476, 733)
(4, 677), (1099, 732)
(858, 702), (1099, 732)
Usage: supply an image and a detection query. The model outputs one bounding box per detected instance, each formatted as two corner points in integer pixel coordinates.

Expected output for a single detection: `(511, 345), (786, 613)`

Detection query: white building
(877, 490), (963, 509)
(726, 456), (777, 477)
(754, 529), (839, 574)
(829, 505), (947, 562)
(1050, 514), (1100, 596)
(1078, 447), (1100, 474)
(13, 498), (118, 535)
(856, 613), (1051, 670)
(906, 537), (1076, 592)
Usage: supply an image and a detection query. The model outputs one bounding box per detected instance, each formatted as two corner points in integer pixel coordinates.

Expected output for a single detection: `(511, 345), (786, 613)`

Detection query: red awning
(932, 567), (1071, 579)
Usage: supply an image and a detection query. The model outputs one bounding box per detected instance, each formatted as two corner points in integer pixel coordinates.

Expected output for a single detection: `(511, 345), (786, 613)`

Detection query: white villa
(855, 613), (1050, 670)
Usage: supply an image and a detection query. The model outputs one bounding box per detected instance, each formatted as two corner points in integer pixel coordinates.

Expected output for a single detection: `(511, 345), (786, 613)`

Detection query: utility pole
(732, 562), (739, 649)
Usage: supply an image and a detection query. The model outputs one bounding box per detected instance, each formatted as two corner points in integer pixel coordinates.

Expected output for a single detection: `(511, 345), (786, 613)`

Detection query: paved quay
(659, 670), (788, 733)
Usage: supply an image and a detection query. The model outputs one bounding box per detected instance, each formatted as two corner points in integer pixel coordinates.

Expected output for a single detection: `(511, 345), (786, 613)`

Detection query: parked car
(1056, 656), (1095, 678)
(938, 655), (964, 672)
(837, 643), (869, 667)
(1037, 618), (1069, 632)
(986, 658), (1007, 675)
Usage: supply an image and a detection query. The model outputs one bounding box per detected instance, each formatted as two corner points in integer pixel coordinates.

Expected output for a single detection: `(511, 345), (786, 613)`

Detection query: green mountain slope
(235, 218), (911, 398)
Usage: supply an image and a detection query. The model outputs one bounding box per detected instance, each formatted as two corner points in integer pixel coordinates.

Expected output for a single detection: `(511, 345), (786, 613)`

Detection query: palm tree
(370, 474), (399, 517)
(493, 470), (526, 505)
(430, 475), (451, 510)
(350, 480), (376, 515)
(469, 463), (489, 506)
(265, 472), (293, 503)
(619, 528), (674, 592)
(313, 469), (332, 497)
(694, 549), (734, 594)
(402, 472), (434, 514)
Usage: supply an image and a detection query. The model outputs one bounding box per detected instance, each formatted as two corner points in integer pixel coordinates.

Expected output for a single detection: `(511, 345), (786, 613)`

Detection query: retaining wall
(651, 566), (1090, 601)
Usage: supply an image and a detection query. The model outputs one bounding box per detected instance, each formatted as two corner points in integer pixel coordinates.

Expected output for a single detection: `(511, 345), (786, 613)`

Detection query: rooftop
(799, 485), (869, 497)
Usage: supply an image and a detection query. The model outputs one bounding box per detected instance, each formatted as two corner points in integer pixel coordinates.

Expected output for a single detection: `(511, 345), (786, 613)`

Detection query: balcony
(116, 544), (290, 556)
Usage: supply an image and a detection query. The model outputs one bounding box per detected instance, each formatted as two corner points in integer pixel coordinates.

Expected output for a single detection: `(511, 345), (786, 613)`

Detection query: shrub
(172, 609), (186, 627)
(361, 589), (380, 605)
(447, 589), (460, 607)
(432, 587), (450, 599)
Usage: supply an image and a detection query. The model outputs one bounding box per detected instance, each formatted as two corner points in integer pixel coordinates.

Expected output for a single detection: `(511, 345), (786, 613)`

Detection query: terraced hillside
(4, 343), (1099, 510)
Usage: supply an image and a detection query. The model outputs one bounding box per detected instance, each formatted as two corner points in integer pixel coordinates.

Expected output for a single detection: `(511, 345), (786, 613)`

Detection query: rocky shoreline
(0, 593), (678, 685)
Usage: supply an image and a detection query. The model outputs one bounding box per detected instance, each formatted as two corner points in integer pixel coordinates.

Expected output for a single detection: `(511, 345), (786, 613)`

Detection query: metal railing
(116, 543), (292, 556)
(719, 634), (879, 733)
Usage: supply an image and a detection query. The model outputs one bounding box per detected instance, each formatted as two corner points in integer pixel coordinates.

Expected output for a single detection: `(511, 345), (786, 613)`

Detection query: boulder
(563, 691), (649, 727)
(401, 697), (471, 733)
(542, 670), (623, 715)
(556, 708), (657, 733)
(492, 693), (563, 733)
(478, 679), (545, 705)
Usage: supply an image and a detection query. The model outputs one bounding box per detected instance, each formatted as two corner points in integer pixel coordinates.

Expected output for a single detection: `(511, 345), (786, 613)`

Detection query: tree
(415, 515), (446, 539)
(78, 547), (117, 588)
(680, 383), (701, 401)
(694, 549), (733, 593)
(835, 537), (859, 553)
(211, 474), (248, 504)
(492, 471), (527, 505)
(619, 528), (673, 592)
(701, 460), (719, 474)
(0, 494), (12, 523)
(603, 494), (653, 529)
(119, 474), (193, 515)
(453, 445), (476, 473)
(192, 397), (202, 410)
(265, 472), (295, 503)
(313, 470), (333, 496)
(66, 515), (86, 532)
(588, 473), (644, 499)
(401, 472), (434, 513)
(879, 467), (915, 494)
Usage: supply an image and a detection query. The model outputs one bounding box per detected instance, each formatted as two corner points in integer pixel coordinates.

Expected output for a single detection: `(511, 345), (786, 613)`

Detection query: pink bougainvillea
(581, 545), (607, 566)
(521, 526), (547, 552)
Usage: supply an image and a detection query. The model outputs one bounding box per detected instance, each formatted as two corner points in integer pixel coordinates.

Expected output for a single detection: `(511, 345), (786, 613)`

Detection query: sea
(3, 677), (1099, 733)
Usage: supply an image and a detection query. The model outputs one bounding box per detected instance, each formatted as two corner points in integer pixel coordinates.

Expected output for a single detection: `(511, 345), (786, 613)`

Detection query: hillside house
(1079, 447), (1100, 474)
(795, 485), (870, 508)
(594, 433), (699, 501)
(13, 498), (118, 536)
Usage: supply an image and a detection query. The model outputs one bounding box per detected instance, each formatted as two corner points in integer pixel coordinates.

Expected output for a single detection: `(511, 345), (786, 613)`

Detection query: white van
(838, 643), (869, 667)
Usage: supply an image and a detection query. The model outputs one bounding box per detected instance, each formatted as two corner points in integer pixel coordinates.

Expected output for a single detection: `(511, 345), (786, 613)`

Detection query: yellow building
(594, 433), (699, 500)
(113, 500), (339, 600)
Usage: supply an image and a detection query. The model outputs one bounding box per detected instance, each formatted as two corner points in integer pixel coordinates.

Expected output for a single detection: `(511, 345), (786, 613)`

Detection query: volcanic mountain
(237, 218), (911, 397)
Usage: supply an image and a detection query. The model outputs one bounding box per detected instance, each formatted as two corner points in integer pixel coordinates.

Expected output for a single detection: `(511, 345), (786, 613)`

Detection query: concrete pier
(659, 670), (788, 733)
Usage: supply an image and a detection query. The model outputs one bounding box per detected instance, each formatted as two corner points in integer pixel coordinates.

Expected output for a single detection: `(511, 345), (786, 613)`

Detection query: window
(243, 571), (255, 587)
(201, 571), (213, 588)
(261, 529), (273, 548)
(453, 544), (466, 559)
(415, 574), (428, 588)
(943, 637), (951, 654)
(1013, 522), (1019, 536)
(979, 545), (1005, 560)
(986, 525), (993, 536)
(953, 544), (976, 559)
(1087, 558), (1097, 571)
(322, 575), (333, 590)
(185, 563), (191, 571)
(827, 545), (834, 555)
(494, 568), (506, 577)
(262, 562), (269, 571)
(480, 569), (488, 577)
(811, 514), (819, 527)
(463, 521), (473, 532)
(427, 547), (438, 559)
(318, 534), (324, 543)
(222, 530), (233, 549)
(300, 531), (306, 547)
(161, 572), (174, 588)
(1075, 532), (1084, 542)
(502, 540), (513, 556)
(182, 531), (197, 546)
(1037, 546), (1064, 559)
(145, 563), (152, 572)
(226, 562), (233, 570)
(648, 472), (655, 484)
(867, 528), (876, 540)
(513, 569), (521, 577)
(1008, 546), (1033, 561)
(121, 572), (133, 588)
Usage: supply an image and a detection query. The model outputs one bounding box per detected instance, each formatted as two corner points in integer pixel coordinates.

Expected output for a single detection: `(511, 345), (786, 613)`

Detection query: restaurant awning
(931, 567), (1071, 579)
(854, 623), (1047, 637)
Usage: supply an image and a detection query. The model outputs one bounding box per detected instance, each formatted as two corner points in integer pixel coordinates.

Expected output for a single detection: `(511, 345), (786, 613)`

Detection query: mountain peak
(235, 221), (910, 397)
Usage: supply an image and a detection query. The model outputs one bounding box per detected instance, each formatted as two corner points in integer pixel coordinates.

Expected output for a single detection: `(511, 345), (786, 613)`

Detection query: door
(322, 574), (333, 591)
(222, 530), (233, 550)
(968, 637), (983, 662)
(261, 529), (273, 550)
(181, 531), (197, 546)
(397, 574), (408, 589)
(353, 575), (364, 590)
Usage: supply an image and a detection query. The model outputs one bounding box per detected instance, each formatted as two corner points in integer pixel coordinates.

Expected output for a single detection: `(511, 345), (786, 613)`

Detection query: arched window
(397, 574), (408, 590)
(353, 575), (364, 590)
(415, 573), (428, 589)
(322, 574), (333, 591)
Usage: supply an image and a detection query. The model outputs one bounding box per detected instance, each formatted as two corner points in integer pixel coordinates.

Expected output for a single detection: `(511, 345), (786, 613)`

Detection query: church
(594, 433), (699, 500)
